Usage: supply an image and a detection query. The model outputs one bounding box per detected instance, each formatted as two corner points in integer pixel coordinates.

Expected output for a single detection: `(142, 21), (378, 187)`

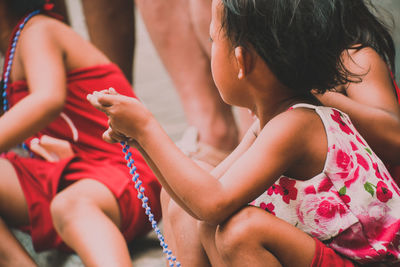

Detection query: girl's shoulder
(19, 14), (75, 44)
(342, 46), (398, 107)
(259, 106), (327, 156)
(17, 14), (109, 73)
(344, 46), (389, 75)
(255, 105), (328, 179)
(16, 14), (72, 56)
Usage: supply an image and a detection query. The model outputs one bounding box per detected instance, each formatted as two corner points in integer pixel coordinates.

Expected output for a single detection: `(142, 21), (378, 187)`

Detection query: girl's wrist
(135, 116), (160, 147)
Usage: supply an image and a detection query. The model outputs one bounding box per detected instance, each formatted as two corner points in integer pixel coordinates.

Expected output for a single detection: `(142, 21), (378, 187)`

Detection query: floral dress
(251, 104), (400, 265)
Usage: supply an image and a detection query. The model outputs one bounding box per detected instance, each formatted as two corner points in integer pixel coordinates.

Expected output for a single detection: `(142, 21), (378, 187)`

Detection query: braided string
(121, 142), (181, 266)
(1, 10), (40, 154)
(2, 10), (40, 112)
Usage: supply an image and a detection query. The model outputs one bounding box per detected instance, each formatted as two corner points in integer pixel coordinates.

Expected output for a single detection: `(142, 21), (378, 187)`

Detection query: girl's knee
(215, 207), (266, 256)
(50, 191), (81, 229)
(51, 180), (121, 228)
(50, 189), (99, 233)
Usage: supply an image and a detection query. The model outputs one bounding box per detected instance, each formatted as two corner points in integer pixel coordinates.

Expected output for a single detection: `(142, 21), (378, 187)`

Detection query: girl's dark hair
(221, 0), (395, 94)
(6, 0), (46, 17)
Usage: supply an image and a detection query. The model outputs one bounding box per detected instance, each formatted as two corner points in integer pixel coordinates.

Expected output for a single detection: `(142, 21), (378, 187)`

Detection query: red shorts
(3, 151), (162, 252)
(311, 238), (357, 267)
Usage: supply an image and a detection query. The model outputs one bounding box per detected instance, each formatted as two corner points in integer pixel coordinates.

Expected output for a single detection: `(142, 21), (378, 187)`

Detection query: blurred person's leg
(136, 0), (239, 158)
(189, 0), (255, 141)
(53, 0), (135, 84)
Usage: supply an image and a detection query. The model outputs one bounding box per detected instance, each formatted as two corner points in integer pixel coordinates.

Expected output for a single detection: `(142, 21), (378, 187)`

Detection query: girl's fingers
(103, 127), (120, 143)
(107, 87), (118, 95)
(94, 92), (114, 107)
(103, 127), (128, 144)
(87, 92), (108, 112)
(87, 91), (119, 113)
(99, 87), (118, 95)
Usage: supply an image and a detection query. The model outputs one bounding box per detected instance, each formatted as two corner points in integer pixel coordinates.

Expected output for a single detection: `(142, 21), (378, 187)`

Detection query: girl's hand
(87, 88), (155, 142)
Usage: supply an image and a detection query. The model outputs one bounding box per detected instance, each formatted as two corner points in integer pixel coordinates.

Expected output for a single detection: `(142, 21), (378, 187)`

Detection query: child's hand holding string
(87, 88), (155, 146)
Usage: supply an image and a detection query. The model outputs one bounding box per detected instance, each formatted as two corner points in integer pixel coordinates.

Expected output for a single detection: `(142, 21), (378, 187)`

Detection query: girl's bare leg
(214, 206), (315, 267)
(0, 159), (36, 266)
(198, 221), (227, 267)
(161, 189), (211, 266)
(159, 189), (177, 259)
(50, 179), (131, 267)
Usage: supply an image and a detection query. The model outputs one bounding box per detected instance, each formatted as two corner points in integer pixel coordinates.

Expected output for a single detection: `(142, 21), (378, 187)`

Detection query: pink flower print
(340, 194), (351, 204)
(297, 193), (352, 240)
(336, 188), (351, 204)
(316, 198), (347, 219)
(336, 149), (354, 178)
(350, 141), (358, 151)
(318, 178), (333, 192)
(358, 201), (391, 241)
(391, 181), (400, 196)
(384, 171), (392, 181)
(372, 162), (383, 180)
(376, 181), (393, 203)
(279, 177), (298, 204)
(331, 110), (354, 135)
(260, 202), (276, 215)
(356, 153), (369, 171)
(304, 185), (316, 195)
(344, 166), (360, 188)
(356, 135), (366, 146)
(267, 184), (282, 196)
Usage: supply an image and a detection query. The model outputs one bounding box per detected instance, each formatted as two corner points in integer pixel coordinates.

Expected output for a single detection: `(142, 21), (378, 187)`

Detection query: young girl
(311, 0), (400, 186)
(0, 0), (161, 266)
(88, 0), (400, 266)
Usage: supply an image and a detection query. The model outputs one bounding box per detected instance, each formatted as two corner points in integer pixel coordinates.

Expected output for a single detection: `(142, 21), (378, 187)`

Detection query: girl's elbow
(196, 203), (230, 225)
(41, 95), (65, 115)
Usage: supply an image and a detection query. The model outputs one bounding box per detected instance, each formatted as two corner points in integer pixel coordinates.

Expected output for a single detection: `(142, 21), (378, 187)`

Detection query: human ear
(234, 46), (251, 80)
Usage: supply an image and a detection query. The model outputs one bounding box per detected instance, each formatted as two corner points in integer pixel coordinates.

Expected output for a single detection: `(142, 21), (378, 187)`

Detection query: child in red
(0, 1), (161, 266)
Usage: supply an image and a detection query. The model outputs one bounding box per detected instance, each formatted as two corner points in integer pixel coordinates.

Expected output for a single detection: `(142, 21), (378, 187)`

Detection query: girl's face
(209, 0), (242, 106)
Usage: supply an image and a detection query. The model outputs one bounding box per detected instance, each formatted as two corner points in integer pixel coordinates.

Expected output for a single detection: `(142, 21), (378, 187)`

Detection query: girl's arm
(101, 117), (259, 220)
(136, 111), (311, 225)
(88, 93), (311, 225)
(0, 21), (67, 152)
(209, 119), (259, 178)
(315, 48), (400, 164)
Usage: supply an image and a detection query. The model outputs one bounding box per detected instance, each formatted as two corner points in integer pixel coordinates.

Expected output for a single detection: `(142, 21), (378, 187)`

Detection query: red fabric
(311, 238), (357, 267)
(3, 64), (162, 252)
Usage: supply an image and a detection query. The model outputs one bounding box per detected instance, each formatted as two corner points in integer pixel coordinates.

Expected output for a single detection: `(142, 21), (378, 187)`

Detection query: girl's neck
(253, 89), (318, 127)
(245, 52), (319, 127)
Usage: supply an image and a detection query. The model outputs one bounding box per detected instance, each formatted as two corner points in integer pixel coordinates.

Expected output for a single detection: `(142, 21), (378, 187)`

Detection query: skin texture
(0, 5), (133, 266)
